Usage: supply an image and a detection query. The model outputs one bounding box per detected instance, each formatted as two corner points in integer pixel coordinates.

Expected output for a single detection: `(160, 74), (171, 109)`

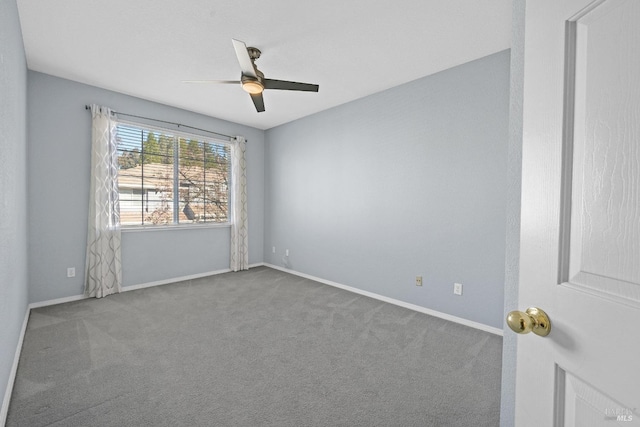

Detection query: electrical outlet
(415, 276), (423, 286)
(272, 246), (276, 254)
(454, 282), (463, 296)
(285, 249), (289, 257)
(67, 267), (76, 278)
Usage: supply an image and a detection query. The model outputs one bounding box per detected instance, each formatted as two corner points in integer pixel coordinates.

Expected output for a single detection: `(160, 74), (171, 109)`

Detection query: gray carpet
(7, 267), (502, 426)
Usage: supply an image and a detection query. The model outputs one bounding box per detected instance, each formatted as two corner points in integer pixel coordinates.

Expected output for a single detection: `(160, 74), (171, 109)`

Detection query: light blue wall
(501, 1), (525, 426)
(0, 0), (29, 414)
(264, 50), (510, 329)
(27, 72), (265, 302)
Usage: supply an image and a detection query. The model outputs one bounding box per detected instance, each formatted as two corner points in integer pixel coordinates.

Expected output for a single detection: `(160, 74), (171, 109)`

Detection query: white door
(515, 0), (640, 425)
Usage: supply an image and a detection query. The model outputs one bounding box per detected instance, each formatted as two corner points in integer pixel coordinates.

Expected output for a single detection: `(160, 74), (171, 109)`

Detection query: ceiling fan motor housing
(247, 47), (261, 60)
(241, 73), (264, 94)
(240, 48), (264, 94)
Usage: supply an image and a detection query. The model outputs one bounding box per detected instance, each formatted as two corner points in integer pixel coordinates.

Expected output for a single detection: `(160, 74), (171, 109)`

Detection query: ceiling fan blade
(182, 80), (240, 84)
(263, 79), (319, 92)
(250, 93), (265, 112)
(232, 39), (257, 78)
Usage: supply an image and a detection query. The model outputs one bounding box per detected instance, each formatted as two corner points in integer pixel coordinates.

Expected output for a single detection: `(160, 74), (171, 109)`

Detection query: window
(116, 122), (231, 227)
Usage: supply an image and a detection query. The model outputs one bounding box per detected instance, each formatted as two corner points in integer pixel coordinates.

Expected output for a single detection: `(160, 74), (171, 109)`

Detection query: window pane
(116, 125), (144, 225)
(178, 139), (230, 223)
(142, 162), (174, 225)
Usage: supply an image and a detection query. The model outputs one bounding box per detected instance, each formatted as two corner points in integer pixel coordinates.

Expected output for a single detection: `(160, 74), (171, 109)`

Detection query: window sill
(121, 222), (231, 233)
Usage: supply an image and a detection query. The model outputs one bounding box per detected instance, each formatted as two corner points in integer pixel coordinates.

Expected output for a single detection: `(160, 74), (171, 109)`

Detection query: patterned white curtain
(230, 136), (249, 271)
(85, 104), (122, 298)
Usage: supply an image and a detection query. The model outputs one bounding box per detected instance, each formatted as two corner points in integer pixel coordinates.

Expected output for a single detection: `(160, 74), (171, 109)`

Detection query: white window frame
(115, 119), (232, 230)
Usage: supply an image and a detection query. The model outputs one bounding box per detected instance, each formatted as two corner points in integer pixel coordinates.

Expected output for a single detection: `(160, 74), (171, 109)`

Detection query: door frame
(500, 1), (527, 425)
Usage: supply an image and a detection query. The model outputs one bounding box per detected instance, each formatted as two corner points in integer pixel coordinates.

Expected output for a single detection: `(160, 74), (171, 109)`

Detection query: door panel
(560, 368), (635, 426)
(516, 0), (640, 425)
(566, 0), (640, 304)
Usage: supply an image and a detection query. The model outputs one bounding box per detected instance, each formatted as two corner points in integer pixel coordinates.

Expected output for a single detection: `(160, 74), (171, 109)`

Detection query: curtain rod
(84, 105), (235, 140)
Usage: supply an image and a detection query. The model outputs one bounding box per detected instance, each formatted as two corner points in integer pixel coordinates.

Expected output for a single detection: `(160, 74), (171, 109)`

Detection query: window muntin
(116, 123), (230, 227)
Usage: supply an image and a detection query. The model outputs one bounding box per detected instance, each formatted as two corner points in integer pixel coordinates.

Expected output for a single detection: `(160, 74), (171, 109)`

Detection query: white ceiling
(17, 0), (512, 130)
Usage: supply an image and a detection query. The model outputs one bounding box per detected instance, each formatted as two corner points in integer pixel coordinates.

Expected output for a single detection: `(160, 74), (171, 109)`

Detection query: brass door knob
(506, 307), (551, 337)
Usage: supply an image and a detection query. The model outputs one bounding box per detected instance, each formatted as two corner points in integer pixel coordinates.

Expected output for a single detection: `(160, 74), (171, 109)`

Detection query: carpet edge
(27, 265), (265, 310)
(263, 263), (504, 336)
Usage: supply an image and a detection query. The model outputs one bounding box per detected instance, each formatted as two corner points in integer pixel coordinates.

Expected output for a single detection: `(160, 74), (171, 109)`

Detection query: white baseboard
(28, 268), (246, 310)
(121, 268), (232, 292)
(123, 265), (264, 292)
(264, 263), (504, 336)
(28, 294), (87, 310)
(248, 262), (265, 269)
(1, 308), (30, 426)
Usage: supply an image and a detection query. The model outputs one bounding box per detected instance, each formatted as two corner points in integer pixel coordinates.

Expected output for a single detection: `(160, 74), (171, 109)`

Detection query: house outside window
(116, 122), (231, 227)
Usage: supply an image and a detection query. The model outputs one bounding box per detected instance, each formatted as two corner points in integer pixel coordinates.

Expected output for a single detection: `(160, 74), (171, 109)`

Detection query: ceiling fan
(184, 39), (319, 113)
